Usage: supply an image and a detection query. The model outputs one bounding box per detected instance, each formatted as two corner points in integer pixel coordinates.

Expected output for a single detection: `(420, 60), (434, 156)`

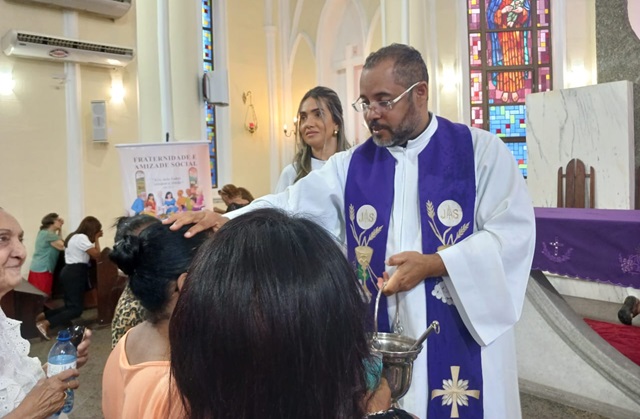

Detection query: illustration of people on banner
(116, 142), (213, 219)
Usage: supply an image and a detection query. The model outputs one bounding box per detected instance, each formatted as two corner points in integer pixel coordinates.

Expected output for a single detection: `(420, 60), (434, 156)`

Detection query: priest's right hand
(163, 209), (229, 237)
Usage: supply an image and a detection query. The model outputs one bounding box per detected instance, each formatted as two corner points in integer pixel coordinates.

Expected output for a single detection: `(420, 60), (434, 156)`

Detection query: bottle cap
(57, 330), (72, 341)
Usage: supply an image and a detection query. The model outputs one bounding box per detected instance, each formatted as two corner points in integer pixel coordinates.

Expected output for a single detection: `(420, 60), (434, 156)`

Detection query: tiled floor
(27, 301), (622, 419)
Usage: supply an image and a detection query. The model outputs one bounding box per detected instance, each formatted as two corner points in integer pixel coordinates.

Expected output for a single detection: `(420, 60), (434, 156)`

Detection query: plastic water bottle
(47, 330), (77, 415)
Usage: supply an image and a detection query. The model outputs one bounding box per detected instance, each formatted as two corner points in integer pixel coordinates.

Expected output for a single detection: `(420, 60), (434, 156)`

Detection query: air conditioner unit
(2, 30), (134, 68)
(7, 0), (132, 19)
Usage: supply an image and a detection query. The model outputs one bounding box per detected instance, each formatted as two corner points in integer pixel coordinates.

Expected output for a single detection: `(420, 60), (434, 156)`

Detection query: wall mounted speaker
(203, 69), (229, 106)
(91, 100), (108, 142)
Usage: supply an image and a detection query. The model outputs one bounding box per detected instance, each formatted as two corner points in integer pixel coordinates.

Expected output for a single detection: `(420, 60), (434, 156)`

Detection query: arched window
(202, 0), (218, 188)
(467, 0), (552, 177)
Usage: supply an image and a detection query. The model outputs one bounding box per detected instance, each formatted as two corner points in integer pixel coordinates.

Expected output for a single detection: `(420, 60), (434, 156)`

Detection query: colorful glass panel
(203, 31), (213, 63)
(485, 0), (532, 29)
(537, 29), (549, 64)
(470, 71), (483, 104)
(489, 105), (526, 138)
(538, 67), (551, 91)
(206, 105), (214, 124)
(467, 0), (550, 179)
(485, 31), (531, 67)
(207, 125), (215, 144)
(468, 0), (481, 30)
(202, 0), (217, 188)
(469, 33), (482, 67)
(537, 0), (550, 27)
(506, 142), (528, 177)
(487, 70), (532, 104)
(471, 106), (484, 128)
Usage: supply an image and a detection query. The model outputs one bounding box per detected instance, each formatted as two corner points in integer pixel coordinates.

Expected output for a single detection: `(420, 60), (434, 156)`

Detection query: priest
(166, 43), (535, 419)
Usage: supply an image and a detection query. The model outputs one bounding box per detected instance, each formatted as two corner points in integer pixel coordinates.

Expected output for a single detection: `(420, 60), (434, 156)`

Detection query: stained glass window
(203, 0), (218, 188)
(467, 0), (552, 177)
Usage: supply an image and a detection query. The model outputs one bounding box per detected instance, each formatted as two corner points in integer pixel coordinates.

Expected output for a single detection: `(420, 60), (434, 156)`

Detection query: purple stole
(345, 117), (483, 418)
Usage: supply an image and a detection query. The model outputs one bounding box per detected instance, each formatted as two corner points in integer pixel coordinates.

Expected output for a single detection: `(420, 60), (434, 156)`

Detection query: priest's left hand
(379, 252), (446, 296)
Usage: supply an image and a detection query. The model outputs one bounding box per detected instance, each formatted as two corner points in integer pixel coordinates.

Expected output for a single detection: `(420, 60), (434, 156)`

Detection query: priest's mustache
(369, 122), (391, 133)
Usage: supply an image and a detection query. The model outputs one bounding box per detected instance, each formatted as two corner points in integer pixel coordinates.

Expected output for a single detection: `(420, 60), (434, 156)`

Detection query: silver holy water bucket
(370, 286), (440, 403)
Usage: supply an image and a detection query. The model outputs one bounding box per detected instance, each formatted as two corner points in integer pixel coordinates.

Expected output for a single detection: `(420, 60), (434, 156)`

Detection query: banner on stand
(116, 141), (213, 218)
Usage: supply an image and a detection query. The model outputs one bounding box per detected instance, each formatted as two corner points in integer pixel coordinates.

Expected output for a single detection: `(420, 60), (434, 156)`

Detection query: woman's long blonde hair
(292, 86), (351, 183)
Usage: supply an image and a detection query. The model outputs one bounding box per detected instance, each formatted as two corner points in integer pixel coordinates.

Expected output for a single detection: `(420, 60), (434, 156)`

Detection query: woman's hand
(76, 328), (92, 368)
(7, 369), (79, 419)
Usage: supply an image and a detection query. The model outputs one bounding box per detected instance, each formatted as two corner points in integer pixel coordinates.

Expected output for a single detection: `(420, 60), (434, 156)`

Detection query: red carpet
(584, 318), (640, 366)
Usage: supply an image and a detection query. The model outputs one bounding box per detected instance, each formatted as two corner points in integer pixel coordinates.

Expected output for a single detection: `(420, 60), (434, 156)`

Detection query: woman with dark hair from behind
(36, 216), (102, 340)
(109, 214), (160, 348)
(170, 208), (410, 419)
(102, 222), (208, 418)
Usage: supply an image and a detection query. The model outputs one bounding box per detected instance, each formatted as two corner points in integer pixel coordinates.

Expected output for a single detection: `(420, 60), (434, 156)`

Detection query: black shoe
(617, 296), (638, 325)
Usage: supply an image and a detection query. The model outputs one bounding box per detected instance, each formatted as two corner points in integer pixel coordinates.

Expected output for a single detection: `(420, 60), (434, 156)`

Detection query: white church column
(265, 24), (281, 189)
(401, 0), (409, 44)
(63, 10), (84, 228)
(136, 1), (163, 142)
(157, 0), (174, 141)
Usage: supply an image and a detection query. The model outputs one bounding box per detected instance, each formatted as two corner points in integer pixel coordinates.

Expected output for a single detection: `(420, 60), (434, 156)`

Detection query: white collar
(386, 113), (438, 153)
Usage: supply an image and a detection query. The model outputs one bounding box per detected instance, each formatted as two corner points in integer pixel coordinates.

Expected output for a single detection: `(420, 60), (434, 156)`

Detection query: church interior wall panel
(527, 81), (635, 209)
(290, 37), (316, 126)
(432, 1), (460, 122)
(135, 0), (164, 143)
(226, 0), (271, 198)
(295, 0), (324, 46)
(0, 0), (137, 265)
(0, 0), (63, 35)
(596, 0), (640, 169)
(0, 57), (70, 273)
(564, 0), (597, 88)
(168, 0), (203, 144)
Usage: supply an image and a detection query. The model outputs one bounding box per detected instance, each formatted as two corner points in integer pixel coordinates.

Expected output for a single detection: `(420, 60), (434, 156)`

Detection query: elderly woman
(0, 208), (91, 418)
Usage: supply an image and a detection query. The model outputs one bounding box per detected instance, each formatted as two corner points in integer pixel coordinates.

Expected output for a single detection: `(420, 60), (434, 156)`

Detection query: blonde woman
(275, 86), (351, 192)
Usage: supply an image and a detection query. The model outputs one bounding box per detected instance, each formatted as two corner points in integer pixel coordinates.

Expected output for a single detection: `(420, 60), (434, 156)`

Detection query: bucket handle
(373, 281), (402, 339)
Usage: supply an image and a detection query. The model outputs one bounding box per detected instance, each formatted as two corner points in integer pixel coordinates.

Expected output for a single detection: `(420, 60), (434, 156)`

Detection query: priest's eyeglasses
(352, 81), (421, 113)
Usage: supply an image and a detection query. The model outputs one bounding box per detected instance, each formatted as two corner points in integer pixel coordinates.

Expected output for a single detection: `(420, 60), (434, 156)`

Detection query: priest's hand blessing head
(163, 209), (229, 237)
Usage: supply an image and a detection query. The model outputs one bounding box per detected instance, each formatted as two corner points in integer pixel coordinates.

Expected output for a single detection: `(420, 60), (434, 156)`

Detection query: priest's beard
(370, 100), (422, 148)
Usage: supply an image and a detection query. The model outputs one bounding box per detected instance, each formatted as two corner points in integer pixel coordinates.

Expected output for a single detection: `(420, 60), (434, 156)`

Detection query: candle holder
(242, 91), (258, 134)
(283, 116), (298, 137)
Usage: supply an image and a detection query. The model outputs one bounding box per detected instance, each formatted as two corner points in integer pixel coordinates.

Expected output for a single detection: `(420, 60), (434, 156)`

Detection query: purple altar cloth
(533, 208), (640, 289)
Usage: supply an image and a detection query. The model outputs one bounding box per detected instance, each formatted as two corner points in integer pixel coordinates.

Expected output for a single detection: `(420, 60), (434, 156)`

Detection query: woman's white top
(274, 158), (327, 193)
(0, 308), (45, 417)
(64, 234), (95, 265)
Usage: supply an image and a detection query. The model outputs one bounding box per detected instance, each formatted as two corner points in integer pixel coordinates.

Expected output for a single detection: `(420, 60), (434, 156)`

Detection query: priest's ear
(414, 81), (429, 106)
